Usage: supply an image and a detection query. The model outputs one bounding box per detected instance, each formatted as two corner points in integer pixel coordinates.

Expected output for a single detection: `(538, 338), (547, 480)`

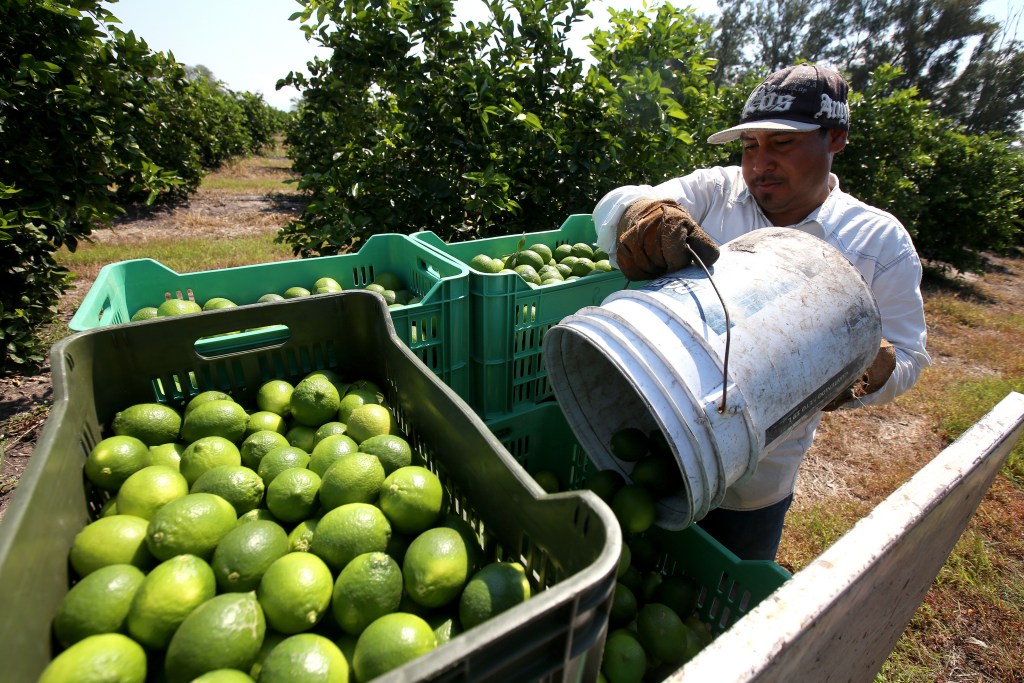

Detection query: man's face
(740, 129), (848, 226)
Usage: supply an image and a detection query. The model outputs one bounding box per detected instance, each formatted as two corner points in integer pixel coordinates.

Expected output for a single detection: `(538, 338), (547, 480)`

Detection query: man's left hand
(823, 338), (897, 411)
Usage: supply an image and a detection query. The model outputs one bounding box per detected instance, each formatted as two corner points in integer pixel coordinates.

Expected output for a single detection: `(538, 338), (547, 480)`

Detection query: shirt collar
(738, 172), (842, 235)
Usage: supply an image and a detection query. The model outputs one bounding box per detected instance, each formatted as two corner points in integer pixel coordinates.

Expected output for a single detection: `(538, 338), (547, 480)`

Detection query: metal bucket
(544, 228), (882, 529)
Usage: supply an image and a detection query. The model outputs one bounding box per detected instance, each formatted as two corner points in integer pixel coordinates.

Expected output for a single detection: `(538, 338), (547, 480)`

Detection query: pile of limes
(468, 240), (613, 286)
(534, 428), (710, 683)
(43, 370), (532, 683)
(130, 271), (415, 322)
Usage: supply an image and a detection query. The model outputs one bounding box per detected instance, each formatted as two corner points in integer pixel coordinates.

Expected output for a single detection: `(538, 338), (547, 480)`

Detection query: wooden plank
(667, 391), (1024, 683)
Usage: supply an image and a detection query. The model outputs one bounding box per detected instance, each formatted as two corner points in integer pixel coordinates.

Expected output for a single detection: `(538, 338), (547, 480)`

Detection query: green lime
(319, 452), (385, 510)
(52, 564), (146, 647)
(145, 492), (238, 561)
(84, 435), (152, 492)
(258, 293), (285, 303)
(308, 433), (359, 477)
(337, 388), (380, 423)
(600, 629), (646, 683)
(70, 515), (153, 577)
(611, 484), (657, 534)
(331, 551), (403, 636)
(609, 581), (639, 626)
(402, 527), (471, 609)
(212, 520), (290, 593)
(179, 436), (242, 486)
(203, 297), (237, 311)
(257, 379), (294, 418)
(458, 561), (531, 630)
(257, 552), (334, 634)
(609, 427), (649, 462)
(352, 612), (437, 682)
(148, 442), (185, 470)
(291, 375), (342, 427)
(357, 434), (413, 475)
(313, 421), (349, 445)
(287, 516), (320, 553)
(192, 670), (255, 683)
(158, 298), (202, 316)
(191, 464), (265, 515)
(265, 467), (322, 523)
(257, 446), (311, 486)
(240, 430), (290, 470)
(531, 469), (561, 493)
(284, 286), (311, 299)
(345, 404), (396, 443)
(116, 465), (189, 519)
(631, 455), (683, 498)
(654, 574), (701, 620)
(181, 399), (249, 444)
(245, 410), (288, 437)
(111, 402), (182, 447)
(236, 508), (279, 526)
(164, 592), (266, 683)
(185, 391), (233, 417)
(258, 633), (349, 683)
(285, 424), (318, 453)
(38, 633), (146, 683)
(528, 243), (553, 263)
(310, 503), (391, 573)
(378, 466), (443, 535)
(126, 554), (216, 649)
(636, 602), (690, 664)
(570, 242), (595, 259)
(586, 469), (626, 504)
(131, 307), (159, 321)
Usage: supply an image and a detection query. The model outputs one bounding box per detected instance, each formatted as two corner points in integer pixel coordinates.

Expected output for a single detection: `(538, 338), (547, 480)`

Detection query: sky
(105, 0), (1022, 112)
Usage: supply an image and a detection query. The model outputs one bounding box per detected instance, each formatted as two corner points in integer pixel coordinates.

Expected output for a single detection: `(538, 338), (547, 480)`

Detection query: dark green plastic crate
(0, 293), (619, 683)
(413, 215), (636, 419)
(486, 401), (790, 640)
(68, 233), (470, 400)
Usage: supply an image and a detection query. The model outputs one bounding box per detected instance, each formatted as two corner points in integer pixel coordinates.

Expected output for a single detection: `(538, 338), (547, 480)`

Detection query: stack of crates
(413, 215), (634, 419)
(0, 293), (621, 682)
(68, 233), (472, 400)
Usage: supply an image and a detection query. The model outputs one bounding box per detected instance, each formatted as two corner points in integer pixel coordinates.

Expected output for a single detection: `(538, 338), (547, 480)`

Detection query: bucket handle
(685, 241), (732, 413)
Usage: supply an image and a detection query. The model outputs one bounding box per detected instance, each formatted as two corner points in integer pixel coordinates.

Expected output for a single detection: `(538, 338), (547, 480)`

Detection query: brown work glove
(615, 199), (720, 281)
(823, 338), (897, 411)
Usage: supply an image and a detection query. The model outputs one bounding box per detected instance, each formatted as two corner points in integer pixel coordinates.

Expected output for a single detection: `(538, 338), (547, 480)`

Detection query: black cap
(708, 64), (850, 144)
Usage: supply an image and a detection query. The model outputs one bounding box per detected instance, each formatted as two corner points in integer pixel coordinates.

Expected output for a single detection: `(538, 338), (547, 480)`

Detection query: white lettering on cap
(742, 84), (796, 119)
(816, 93), (849, 125)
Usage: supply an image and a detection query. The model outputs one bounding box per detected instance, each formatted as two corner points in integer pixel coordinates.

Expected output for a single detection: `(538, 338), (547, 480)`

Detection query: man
(592, 64), (931, 561)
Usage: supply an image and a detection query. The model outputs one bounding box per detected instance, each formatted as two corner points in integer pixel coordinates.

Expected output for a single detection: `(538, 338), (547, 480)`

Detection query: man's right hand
(615, 199), (720, 281)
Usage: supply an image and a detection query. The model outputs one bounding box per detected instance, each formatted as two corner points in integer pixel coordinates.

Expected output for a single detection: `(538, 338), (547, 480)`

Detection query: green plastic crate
(486, 401), (790, 640)
(68, 233), (470, 399)
(414, 215), (637, 418)
(0, 293), (619, 683)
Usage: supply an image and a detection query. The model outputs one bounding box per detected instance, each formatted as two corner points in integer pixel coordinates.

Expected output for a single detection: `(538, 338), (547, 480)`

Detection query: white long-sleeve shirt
(593, 165), (932, 510)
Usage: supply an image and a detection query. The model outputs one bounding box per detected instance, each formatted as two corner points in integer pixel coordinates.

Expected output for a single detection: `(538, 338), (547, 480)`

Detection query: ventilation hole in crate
(738, 589), (752, 612)
(728, 580), (741, 603)
(717, 571), (730, 593)
(717, 606), (732, 629)
(707, 596), (722, 620)
(64, 352), (76, 372)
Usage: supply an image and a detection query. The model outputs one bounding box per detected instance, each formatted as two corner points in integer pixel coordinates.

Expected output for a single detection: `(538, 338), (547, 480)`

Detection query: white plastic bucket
(543, 227), (882, 529)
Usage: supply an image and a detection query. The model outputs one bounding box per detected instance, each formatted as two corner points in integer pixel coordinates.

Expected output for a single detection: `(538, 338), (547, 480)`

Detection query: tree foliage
(1, 0), (284, 372)
(280, 0), (722, 256)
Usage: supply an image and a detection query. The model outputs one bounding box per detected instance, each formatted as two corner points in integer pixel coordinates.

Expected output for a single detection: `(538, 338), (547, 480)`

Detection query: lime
(313, 276), (343, 292)
(284, 286), (311, 299)
(331, 551), (403, 636)
(285, 423), (318, 453)
(609, 427), (649, 462)
(516, 249), (546, 271)
(116, 465), (189, 519)
(185, 390), (233, 417)
(313, 421), (349, 445)
(372, 271), (404, 291)
(570, 242), (595, 259)
(618, 544), (632, 577)
(586, 469), (626, 504)
(310, 503), (391, 573)
(52, 564), (146, 647)
(212, 520), (290, 592)
(642, 570), (664, 603)
(203, 297), (237, 311)
(631, 454), (683, 498)
(528, 243), (553, 263)
(627, 535), (662, 572)
(402, 527), (471, 609)
(469, 254), (503, 273)
(611, 484), (657, 535)
(553, 243), (573, 260)
(357, 434), (413, 475)
(600, 629), (646, 683)
(164, 592), (266, 683)
(245, 410), (287, 437)
(192, 670), (255, 683)
(179, 436), (242, 486)
(265, 467), (322, 523)
(345, 403), (396, 443)
(352, 613), (437, 682)
(257, 379), (294, 418)
(130, 307), (159, 321)
(181, 399), (249, 444)
(84, 435), (151, 491)
(319, 452), (386, 510)
(609, 581), (639, 626)
(531, 469), (561, 493)
(258, 293), (285, 303)
(38, 633), (146, 683)
(428, 612), (462, 646)
(378, 466), (443, 535)
(249, 631), (288, 680)
(337, 388), (380, 423)
(126, 554), (217, 649)
(241, 430), (290, 470)
(146, 492), (238, 561)
(458, 561), (531, 630)
(149, 442), (186, 470)
(437, 514), (484, 573)
(636, 602), (690, 664)
(514, 264), (541, 285)
(191, 465), (265, 516)
(237, 508), (279, 526)
(594, 259), (613, 272)
(308, 433), (359, 477)
(654, 574), (700, 620)
(291, 375), (342, 427)
(258, 633), (349, 683)
(158, 298), (202, 316)
(70, 515), (153, 577)
(571, 257), (596, 277)
(287, 516), (320, 553)
(257, 552), (334, 634)
(257, 445), (311, 486)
